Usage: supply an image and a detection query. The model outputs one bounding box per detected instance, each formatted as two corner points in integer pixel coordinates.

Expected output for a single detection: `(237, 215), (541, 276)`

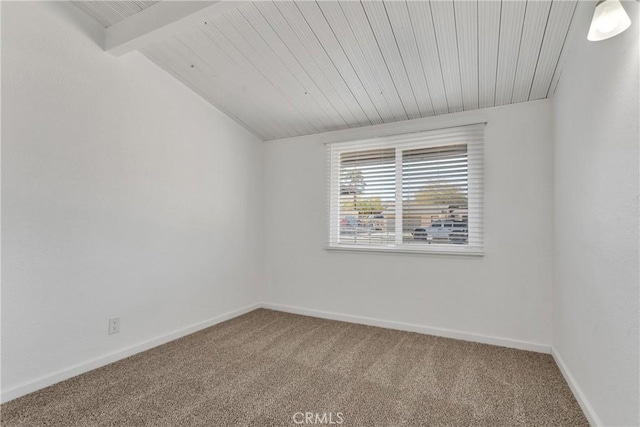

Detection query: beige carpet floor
(2, 309), (588, 426)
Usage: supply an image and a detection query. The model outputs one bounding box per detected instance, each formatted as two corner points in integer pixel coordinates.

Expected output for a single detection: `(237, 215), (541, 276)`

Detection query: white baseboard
(551, 348), (602, 427)
(262, 303), (551, 354)
(1, 303), (261, 404)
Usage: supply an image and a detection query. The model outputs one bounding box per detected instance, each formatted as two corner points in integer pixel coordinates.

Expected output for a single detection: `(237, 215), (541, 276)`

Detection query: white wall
(262, 100), (554, 350)
(552, 1), (639, 426)
(1, 1), (262, 400)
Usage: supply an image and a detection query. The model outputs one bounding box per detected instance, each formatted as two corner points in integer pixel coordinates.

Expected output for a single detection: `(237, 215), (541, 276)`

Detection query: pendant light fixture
(588, 0), (632, 41)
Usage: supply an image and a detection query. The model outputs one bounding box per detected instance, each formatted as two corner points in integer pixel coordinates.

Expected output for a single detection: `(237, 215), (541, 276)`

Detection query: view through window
(328, 124), (484, 253)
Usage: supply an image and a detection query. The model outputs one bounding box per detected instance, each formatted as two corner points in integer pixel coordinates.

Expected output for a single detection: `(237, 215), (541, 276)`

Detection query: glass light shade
(588, 0), (632, 41)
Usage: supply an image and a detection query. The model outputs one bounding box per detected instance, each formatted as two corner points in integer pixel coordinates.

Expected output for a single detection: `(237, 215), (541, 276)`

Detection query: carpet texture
(2, 309), (588, 426)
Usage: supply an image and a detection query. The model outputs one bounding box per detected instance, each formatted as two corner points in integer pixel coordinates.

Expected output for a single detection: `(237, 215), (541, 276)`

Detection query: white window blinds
(328, 124), (484, 254)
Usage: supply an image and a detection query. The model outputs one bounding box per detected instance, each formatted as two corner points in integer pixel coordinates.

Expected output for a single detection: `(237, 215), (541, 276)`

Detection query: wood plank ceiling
(77, 1), (579, 140)
(73, 1), (160, 27)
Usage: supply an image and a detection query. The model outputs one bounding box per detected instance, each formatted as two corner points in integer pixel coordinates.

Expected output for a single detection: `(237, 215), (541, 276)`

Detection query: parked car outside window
(412, 220), (468, 244)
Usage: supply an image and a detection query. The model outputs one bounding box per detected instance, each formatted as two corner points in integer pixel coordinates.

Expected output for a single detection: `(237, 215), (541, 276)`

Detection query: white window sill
(324, 244), (484, 257)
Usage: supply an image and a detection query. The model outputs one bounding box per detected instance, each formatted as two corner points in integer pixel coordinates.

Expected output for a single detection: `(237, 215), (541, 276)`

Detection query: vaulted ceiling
(74, 1), (578, 141)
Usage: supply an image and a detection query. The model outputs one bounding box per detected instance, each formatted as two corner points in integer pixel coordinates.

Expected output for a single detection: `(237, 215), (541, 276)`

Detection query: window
(328, 124), (484, 255)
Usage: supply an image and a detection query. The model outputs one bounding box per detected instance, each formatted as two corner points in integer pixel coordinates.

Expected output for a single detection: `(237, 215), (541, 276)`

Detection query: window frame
(327, 124), (485, 256)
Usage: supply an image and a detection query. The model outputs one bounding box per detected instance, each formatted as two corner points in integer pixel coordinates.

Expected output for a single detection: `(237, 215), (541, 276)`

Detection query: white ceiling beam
(105, 1), (246, 56)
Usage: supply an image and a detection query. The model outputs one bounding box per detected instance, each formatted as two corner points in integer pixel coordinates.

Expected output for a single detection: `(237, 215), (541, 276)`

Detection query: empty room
(1, 0), (638, 426)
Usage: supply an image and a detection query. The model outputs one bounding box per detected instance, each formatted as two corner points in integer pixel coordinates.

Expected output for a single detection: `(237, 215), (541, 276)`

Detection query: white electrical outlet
(108, 317), (120, 335)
